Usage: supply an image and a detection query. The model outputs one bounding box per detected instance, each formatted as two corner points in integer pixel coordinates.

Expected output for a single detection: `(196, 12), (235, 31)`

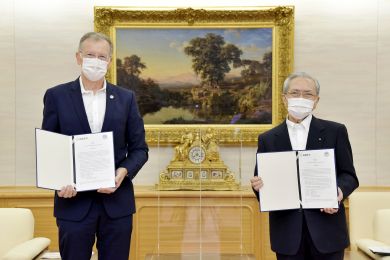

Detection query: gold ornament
(157, 128), (239, 190)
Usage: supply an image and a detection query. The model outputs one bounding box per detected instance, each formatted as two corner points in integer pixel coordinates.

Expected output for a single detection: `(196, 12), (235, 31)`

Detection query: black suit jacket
(254, 116), (359, 255)
(42, 78), (148, 221)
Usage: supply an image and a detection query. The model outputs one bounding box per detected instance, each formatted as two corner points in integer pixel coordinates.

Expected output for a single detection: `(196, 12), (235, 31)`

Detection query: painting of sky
(116, 28), (272, 85)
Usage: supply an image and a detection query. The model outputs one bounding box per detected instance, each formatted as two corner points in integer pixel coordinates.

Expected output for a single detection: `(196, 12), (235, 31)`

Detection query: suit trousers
(276, 214), (344, 260)
(57, 196), (133, 260)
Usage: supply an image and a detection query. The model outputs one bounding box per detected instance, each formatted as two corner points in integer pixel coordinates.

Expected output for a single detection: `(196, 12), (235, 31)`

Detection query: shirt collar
(286, 114), (313, 130)
(79, 77), (106, 94)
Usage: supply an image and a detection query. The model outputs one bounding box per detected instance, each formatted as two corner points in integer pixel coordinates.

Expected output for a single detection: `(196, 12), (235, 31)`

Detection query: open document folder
(35, 129), (116, 191)
(256, 149), (338, 211)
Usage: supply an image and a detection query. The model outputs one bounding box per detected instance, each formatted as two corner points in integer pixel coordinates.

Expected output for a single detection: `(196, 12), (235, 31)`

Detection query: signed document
(298, 149), (338, 209)
(256, 149), (338, 211)
(35, 129), (116, 191)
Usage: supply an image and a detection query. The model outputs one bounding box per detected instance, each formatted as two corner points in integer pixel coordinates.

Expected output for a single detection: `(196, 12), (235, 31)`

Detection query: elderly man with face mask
(41, 32), (148, 260)
(250, 72), (359, 260)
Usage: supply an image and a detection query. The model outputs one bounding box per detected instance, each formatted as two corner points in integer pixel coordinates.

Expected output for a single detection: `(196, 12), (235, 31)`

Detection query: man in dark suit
(250, 72), (359, 260)
(41, 32), (148, 260)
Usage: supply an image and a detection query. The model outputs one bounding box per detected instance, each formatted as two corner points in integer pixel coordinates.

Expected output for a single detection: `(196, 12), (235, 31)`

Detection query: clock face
(188, 146), (206, 164)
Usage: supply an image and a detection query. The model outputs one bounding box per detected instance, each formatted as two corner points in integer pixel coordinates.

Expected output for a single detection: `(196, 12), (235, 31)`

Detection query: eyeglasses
(79, 52), (110, 62)
(286, 90), (317, 99)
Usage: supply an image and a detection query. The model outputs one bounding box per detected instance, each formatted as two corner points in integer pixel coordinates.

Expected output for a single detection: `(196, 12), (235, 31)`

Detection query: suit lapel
(306, 116), (325, 150)
(274, 122), (293, 151)
(101, 84), (115, 132)
(273, 117), (325, 151)
(69, 79), (91, 133)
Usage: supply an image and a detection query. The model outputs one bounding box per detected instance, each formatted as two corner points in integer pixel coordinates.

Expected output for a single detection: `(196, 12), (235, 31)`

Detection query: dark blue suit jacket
(42, 78), (148, 221)
(254, 116), (359, 255)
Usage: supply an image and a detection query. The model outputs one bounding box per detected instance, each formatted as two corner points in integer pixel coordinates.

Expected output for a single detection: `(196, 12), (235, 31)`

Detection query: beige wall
(0, 0), (389, 186)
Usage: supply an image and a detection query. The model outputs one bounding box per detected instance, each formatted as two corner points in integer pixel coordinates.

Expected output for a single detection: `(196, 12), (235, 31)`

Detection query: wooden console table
(2, 186), (387, 260)
(0, 186), (270, 260)
(144, 253), (256, 260)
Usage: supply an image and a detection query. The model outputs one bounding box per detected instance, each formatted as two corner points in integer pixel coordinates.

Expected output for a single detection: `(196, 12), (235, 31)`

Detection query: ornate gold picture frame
(94, 6), (294, 145)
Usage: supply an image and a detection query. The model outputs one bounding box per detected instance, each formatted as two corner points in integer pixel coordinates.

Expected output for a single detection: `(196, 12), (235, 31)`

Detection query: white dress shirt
(79, 77), (106, 133)
(286, 114), (312, 150)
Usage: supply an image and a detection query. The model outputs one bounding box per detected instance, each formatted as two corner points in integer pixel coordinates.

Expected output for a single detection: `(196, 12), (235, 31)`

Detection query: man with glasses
(41, 32), (148, 260)
(250, 72), (359, 259)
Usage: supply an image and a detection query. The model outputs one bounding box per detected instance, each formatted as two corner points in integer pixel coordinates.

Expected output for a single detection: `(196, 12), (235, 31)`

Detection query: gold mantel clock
(157, 128), (239, 190)
(188, 146), (206, 164)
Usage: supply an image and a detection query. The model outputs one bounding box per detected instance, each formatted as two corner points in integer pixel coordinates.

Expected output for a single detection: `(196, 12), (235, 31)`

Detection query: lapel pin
(110, 95), (114, 99)
(318, 138), (322, 141)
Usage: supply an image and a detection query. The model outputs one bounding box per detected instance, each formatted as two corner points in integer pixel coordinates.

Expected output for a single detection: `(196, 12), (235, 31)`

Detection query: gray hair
(78, 32), (113, 56)
(282, 72), (320, 95)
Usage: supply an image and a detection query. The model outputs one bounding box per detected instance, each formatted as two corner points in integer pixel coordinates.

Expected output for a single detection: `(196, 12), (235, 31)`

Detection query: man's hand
(337, 187), (343, 202)
(250, 176), (264, 192)
(97, 167), (128, 194)
(57, 185), (77, 198)
(321, 187), (343, 214)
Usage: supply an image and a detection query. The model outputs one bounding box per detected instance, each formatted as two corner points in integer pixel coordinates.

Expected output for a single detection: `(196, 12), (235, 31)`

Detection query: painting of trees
(184, 33), (242, 88)
(115, 28), (273, 124)
(117, 55), (164, 115)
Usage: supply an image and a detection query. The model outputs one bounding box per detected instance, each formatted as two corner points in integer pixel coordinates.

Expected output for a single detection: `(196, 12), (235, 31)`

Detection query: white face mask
(81, 57), (108, 81)
(287, 98), (315, 120)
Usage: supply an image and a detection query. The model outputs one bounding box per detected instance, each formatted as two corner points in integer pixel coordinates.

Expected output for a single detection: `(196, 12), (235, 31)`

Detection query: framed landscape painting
(94, 6), (294, 144)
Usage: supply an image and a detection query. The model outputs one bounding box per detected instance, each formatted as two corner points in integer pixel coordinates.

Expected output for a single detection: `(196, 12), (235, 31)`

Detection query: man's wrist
(117, 167), (128, 177)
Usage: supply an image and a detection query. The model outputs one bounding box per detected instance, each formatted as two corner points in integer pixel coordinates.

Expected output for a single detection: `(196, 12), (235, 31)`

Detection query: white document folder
(256, 149), (338, 211)
(35, 129), (116, 191)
